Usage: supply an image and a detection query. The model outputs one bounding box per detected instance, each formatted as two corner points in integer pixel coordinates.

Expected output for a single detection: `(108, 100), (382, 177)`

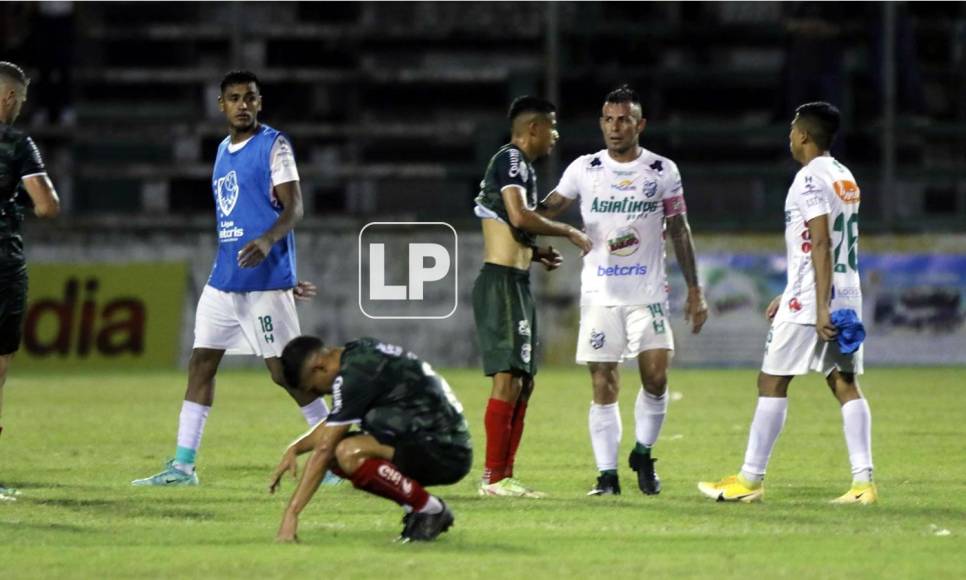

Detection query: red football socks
(483, 398), (515, 484)
(504, 400), (529, 478)
(350, 458), (429, 511)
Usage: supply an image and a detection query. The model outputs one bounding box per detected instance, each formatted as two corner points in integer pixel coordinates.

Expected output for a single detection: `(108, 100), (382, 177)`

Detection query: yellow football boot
(697, 474), (764, 503)
(831, 482), (878, 505)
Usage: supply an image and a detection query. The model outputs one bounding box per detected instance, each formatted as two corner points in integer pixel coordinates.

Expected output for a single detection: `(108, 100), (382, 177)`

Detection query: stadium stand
(7, 1), (966, 230)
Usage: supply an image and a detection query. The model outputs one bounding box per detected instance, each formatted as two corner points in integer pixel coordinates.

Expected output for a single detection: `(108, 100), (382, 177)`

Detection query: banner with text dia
(18, 262), (188, 369)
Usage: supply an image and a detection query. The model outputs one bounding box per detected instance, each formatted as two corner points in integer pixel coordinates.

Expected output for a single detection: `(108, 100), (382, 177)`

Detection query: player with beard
(540, 85), (708, 496)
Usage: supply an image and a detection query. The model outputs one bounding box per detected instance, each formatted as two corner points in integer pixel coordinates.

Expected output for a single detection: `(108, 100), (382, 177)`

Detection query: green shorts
(472, 263), (537, 377)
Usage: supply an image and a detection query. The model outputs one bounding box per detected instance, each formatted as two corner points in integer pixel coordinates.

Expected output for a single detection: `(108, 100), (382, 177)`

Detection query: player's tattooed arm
(273, 422), (350, 543)
(502, 186), (592, 255)
(238, 179), (304, 268)
(668, 214), (708, 333)
(537, 191), (576, 220)
(806, 214), (837, 341)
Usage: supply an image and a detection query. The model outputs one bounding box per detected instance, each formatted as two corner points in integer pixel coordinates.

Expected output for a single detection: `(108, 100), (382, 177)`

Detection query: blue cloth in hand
(830, 309), (865, 355)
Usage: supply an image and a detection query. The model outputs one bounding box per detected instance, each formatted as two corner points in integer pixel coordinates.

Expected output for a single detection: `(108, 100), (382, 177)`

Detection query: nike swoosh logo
(718, 492), (756, 501)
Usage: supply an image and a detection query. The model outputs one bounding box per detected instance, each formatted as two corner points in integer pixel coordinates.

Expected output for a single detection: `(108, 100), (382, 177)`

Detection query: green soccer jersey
(326, 338), (472, 449)
(0, 124), (46, 282)
(474, 143), (539, 248)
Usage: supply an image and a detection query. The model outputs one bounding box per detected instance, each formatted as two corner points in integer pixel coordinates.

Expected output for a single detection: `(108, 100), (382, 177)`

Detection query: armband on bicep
(663, 196), (687, 218)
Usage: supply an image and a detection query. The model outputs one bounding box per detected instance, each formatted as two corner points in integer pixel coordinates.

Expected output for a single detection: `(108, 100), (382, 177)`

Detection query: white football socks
(417, 495), (444, 514)
(740, 397), (788, 483)
(174, 400), (211, 473)
(841, 398), (874, 483)
(588, 402), (622, 471)
(634, 388), (668, 448)
(300, 398), (330, 427)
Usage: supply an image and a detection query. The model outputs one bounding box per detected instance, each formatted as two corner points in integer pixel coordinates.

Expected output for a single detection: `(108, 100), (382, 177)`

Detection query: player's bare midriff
(480, 218), (532, 271)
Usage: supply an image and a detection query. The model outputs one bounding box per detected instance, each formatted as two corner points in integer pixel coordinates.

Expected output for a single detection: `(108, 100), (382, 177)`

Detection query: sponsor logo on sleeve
(833, 180), (861, 203)
(589, 157), (603, 169)
(331, 376), (344, 414)
(507, 148), (528, 181)
(648, 159), (664, 173)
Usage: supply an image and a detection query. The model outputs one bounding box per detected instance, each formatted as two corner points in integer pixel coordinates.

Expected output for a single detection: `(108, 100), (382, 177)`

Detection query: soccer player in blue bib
(133, 71), (329, 486)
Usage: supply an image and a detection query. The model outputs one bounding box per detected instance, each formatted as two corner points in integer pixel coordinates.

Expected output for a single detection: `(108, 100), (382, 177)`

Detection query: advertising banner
(671, 254), (966, 366)
(18, 262), (188, 370)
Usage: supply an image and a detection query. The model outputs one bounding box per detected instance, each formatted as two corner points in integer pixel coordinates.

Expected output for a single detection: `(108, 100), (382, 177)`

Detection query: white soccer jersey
(554, 148), (687, 306)
(775, 156), (862, 325)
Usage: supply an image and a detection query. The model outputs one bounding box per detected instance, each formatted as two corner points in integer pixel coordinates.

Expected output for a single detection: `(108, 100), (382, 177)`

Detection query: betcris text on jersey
(597, 264), (648, 277)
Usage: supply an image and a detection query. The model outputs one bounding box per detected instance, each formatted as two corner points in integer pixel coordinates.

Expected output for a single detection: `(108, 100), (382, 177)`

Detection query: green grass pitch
(1, 367), (963, 578)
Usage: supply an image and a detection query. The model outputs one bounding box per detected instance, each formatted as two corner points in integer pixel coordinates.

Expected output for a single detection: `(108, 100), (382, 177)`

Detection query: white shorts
(576, 304), (674, 363)
(761, 321), (864, 376)
(193, 284), (301, 358)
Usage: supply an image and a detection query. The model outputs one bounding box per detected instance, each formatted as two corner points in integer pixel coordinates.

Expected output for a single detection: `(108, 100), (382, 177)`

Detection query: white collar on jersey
(227, 135), (255, 153)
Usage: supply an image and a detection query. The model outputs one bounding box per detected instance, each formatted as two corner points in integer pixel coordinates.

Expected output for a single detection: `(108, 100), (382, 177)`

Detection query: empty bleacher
(14, 1), (966, 232)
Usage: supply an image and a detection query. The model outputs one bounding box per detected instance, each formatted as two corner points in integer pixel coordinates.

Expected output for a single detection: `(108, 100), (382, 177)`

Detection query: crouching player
(269, 336), (472, 543)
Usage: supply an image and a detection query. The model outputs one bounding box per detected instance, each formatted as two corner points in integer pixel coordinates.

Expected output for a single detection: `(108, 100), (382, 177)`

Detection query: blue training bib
(207, 124), (297, 292)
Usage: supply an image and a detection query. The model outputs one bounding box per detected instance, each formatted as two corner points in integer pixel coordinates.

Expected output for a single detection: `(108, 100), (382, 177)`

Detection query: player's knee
(519, 375), (535, 400)
(334, 439), (364, 475)
(642, 373), (667, 396)
(188, 351), (219, 379)
(757, 373), (788, 397)
(591, 377), (619, 403)
(828, 372), (861, 404)
(589, 364), (618, 398)
(490, 373), (522, 402)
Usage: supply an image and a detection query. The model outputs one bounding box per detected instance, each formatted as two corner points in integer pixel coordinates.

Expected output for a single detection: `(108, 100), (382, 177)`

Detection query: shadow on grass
(0, 520), (89, 534)
(22, 496), (216, 521)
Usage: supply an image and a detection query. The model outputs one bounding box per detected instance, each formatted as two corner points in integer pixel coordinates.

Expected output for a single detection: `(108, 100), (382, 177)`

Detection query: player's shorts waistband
(480, 262), (529, 280)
